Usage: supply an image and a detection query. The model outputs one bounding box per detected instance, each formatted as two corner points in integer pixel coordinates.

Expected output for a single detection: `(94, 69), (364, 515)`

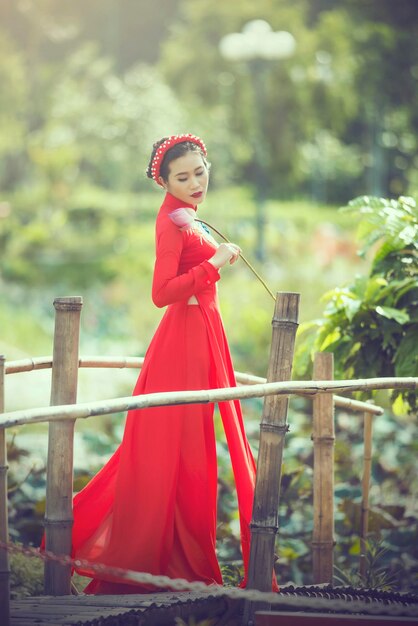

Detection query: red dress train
(66, 192), (274, 592)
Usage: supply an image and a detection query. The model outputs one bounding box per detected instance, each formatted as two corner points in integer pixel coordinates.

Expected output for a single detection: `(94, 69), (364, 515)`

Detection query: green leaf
(319, 328), (342, 351)
(375, 306), (410, 324)
(399, 196), (416, 210)
(335, 484), (362, 499)
(373, 240), (402, 266)
(391, 394), (409, 416)
(398, 224), (418, 246)
(394, 327), (418, 377)
(349, 537), (361, 555)
(391, 279), (418, 305)
(344, 297), (362, 321)
(364, 276), (387, 302)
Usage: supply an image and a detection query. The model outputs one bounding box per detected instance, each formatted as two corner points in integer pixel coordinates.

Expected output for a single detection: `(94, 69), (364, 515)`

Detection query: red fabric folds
(56, 192), (278, 593)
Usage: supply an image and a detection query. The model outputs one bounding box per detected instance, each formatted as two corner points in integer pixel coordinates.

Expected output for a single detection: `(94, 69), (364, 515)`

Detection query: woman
(70, 134), (262, 593)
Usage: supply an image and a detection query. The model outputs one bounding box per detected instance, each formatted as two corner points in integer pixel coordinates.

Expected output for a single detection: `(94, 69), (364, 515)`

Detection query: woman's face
(160, 151), (209, 206)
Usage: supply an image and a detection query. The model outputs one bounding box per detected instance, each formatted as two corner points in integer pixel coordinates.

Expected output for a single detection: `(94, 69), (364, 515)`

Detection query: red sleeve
(152, 221), (220, 308)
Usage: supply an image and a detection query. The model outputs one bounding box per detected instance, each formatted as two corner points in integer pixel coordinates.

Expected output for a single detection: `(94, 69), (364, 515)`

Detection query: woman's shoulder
(155, 211), (185, 246)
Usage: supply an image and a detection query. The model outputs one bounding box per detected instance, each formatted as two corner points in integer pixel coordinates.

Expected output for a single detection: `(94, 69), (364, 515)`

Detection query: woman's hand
(208, 243), (241, 269)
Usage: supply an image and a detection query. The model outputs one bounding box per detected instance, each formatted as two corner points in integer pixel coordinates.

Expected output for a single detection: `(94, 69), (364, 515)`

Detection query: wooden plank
(11, 603), (140, 623)
(255, 611), (418, 625)
(11, 611), (137, 623)
(11, 605), (136, 615)
(11, 615), (62, 626)
(11, 614), (123, 623)
(12, 590), (211, 606)
(10, 591), (228, 625)
(12, 598), (148, 608)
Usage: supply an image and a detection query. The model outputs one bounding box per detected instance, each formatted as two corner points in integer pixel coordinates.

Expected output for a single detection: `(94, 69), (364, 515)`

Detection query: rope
(196, 219), (276, 301)
(2, 540), (418, 617)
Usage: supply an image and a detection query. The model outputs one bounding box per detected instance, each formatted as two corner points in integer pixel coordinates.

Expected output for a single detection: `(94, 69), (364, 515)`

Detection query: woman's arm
(152, 222), (220, 308)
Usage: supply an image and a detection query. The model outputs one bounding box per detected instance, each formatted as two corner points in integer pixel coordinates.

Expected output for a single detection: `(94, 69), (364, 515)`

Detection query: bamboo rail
(44, 297), (82, 595)
(360, 410), (374, 578)
(4, 356), (145, 374)
(244, 292), (300, 621)
(4, 356), (385, 415)
(312, 352), (335, 584)
(0, 355), (10, 626)
(0, 378), (416, 430)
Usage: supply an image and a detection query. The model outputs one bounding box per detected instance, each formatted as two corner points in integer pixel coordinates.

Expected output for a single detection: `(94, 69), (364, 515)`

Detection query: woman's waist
(169, 287), (219, 309)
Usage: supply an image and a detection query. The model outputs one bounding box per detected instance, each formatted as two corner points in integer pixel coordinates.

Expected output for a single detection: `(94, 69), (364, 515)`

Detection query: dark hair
(146, 138), (210, 182)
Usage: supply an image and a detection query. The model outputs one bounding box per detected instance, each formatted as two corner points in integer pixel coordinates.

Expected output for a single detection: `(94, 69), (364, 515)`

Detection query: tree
(0, 0), (182, 68)
(0, 41), (184, 287)
(0, 31), (29, 189)
(157, 0), (418, 200)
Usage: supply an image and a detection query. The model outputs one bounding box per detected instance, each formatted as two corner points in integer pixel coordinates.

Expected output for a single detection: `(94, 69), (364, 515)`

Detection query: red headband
(151, 134), (207, 186)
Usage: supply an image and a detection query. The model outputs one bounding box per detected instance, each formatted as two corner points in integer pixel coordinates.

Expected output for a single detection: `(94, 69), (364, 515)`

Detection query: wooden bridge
(9, 588), (418, 625)
(1, 294), (417, 625)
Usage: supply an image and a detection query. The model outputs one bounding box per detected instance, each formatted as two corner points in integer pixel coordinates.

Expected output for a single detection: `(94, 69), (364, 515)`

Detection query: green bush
(296, 195), (418, 412)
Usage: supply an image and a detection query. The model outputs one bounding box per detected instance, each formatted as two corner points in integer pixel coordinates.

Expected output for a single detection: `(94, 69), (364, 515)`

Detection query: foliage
(0, 31), (28, 162)
(9, 545), (117, 598)
(9, 549), (44, 598)
(334, 539), (400, 590)
(276, 400), (418, 591)
(0, 33), (185, 195)
(0, 34), (187, 288)
(296, 195), (418, 412)
(0, 0), (181, 68)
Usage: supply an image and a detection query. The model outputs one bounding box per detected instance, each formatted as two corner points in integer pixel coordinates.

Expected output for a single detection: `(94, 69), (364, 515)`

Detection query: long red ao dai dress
(68, 191), (265, 593)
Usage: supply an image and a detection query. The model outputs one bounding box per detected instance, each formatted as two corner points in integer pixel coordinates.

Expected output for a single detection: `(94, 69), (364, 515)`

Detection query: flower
(168, 208), (195, 229)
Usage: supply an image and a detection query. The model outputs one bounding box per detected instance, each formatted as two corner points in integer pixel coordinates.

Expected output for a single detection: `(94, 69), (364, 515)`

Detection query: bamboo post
(44, 297), (82, 595)
(244, 292), (300, 623)
(360, 410), (373, 579)
(0, 355), (10, 626)
(312, 352), (335, 584)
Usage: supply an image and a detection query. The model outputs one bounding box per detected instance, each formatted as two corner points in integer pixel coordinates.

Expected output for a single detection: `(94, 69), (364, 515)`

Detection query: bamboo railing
(3, 378), (410, 428)
(312, 352), (335, 583)
(2, 355), (387, 415)
(0, 355), (10, 623)
(0, 295), (417, 626)
(44, 297), (82, 595)
(244, 293), (300, 621)
(360, 410), (374, 579)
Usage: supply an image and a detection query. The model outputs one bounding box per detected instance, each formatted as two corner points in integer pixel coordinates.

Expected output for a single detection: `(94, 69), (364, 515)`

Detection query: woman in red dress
(70, 134), (261, 593)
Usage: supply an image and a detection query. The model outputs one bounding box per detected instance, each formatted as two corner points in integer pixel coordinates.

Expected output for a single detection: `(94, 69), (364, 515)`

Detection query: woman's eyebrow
(174, 167), (204, 177)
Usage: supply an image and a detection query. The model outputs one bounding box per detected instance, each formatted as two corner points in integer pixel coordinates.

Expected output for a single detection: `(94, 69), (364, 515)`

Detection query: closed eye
(186, 169), (205, 180)
(175, 168), (205, 183)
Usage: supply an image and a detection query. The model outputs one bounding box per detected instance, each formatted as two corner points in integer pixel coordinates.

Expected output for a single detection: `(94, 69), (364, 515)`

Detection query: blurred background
(1, 0), (417, 595)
